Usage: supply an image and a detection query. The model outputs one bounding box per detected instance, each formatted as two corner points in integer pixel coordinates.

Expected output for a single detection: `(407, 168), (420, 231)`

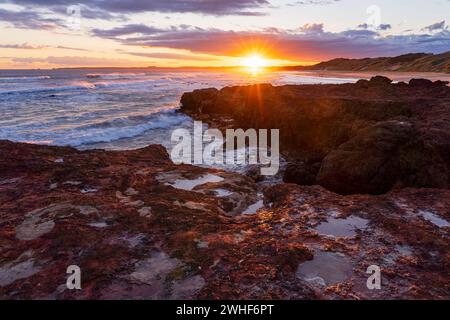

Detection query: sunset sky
(0, 0), (449, 69)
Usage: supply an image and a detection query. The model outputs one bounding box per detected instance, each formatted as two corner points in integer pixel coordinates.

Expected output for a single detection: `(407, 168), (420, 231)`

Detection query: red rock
(0, 140), (448, 299)
(181, 78), (450, 194)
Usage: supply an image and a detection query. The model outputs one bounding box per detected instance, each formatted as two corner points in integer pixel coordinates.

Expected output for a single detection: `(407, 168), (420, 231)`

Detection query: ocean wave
(57, 110), (191, 146)
(0, 110), (191, 147)
(0, 76), (51, 83)
(0, 82), (95, 95)
(0, 78), (170, 94)
(91, 78), (180, 91)
(86, 73), (147, 80)
(0, 75), (188, 95)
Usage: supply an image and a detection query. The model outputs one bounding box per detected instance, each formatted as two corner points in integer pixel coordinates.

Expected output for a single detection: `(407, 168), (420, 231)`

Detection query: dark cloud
(358, 23), (392, 31)
(91, 24), (164, 38)
(299, 23), (324, 34)
(341, 29), (378, 38)
(0, 8), (62, 29)
(378, 24), (392, 31)
(423, 20), (447, 32)
(5, 0), (270, 16)
(92, 24), (450, 61)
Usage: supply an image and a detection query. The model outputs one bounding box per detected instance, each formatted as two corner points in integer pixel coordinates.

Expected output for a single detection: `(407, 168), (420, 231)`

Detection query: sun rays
(240, 54), (269, 75)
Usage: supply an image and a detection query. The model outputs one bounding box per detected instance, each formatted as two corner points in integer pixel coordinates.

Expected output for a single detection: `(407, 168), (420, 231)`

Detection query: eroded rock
(181, 78), (450, 195)
(0, 141), (448, 300)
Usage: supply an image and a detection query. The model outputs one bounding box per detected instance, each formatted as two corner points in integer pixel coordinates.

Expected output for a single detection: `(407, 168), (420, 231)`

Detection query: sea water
(0, 68), (359, 152)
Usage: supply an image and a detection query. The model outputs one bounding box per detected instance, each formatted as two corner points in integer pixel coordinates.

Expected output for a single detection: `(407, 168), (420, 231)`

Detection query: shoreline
(293, 70), (450, 82)
(0, 138), (449, 299)
(1, 76), (449, 300)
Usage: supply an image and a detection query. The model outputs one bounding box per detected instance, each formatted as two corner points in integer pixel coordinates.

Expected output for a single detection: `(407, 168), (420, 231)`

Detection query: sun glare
(241, 54), (268, 75)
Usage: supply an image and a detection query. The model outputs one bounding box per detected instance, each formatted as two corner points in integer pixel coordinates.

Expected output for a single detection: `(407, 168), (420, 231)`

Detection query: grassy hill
(297, 51), (450, 73)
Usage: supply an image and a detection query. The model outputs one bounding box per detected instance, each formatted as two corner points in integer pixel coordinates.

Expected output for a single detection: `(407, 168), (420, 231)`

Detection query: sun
(241, 54), (268, 74)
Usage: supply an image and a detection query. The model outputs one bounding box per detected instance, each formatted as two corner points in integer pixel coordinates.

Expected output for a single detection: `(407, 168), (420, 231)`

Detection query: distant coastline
(2, 51), (449, 74)
(289, 51), (450, 73)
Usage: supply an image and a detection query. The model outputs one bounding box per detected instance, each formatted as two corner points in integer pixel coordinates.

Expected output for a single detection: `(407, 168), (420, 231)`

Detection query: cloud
(122, 51), (218, 61)
(288, 0), (340, 5)
(92, 24), (164, 38)
(92, 23), (450, 61)
(299, 23), (324, 34)
(378, 24), (392, 31)
(6, 0), (270, 16)
(0, 43), (45, 49)
(0, 7), (62, 29)
(0, 43), (90, 52)
(9, 56), (134, 67)
(358, 23), (392, 31)
(55, 46), (90, 52)
(423, 20), (447, 32)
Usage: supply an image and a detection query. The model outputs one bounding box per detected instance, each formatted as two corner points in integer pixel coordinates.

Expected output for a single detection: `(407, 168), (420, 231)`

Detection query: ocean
(0, 68), (359, 151)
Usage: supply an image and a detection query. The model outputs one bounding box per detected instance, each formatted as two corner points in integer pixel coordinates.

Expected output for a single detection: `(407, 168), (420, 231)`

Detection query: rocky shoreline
(0, 77), (449, 299)
(181, 77), (450, 195)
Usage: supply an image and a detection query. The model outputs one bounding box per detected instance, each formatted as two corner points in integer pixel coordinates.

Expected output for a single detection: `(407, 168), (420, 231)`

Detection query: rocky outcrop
(0, 140), (257, 299)
(0, 141), (450, 299)
(0, 140), (449, 299)
(181, 77), (450, 195)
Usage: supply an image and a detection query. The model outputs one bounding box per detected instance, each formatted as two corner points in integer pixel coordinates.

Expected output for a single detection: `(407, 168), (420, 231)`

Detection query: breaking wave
(0, 109), (191, 147)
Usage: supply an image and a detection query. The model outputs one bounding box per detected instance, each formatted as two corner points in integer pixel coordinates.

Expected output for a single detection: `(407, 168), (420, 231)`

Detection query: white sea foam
(86, 73), (147, 80)
(0, 83), (95, 94)
(0, 69), (363, 150)
(0, 110), (191, 147)
(0, 75), (51, 82)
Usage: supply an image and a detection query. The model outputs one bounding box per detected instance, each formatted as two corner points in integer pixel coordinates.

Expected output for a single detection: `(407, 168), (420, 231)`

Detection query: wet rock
(157, 169), (258, 215)
(409, 78), (434, 87)
(283, 162), (317, 186)
(0, 141), (448, 300)
(0, 251), (44, 287)
(88, 222), (109, 228)
(159, 173), (224, 191)
(171, 275), (206, 299)
(242, 198), (264, 215)
(243, 164), (265, 182)
(264, 184), (450, 299)
(138, 207), (152, 218)
(15, 203), (98, 241)
(181, 78), (450, 195)
(296, 251), (353, 287)
(314, 216), (369, 238)
(125, 187), (139, 196)
(355, 79), (370, 88)
(369, 75), (393, 86)
(126, 251), (181, 285)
